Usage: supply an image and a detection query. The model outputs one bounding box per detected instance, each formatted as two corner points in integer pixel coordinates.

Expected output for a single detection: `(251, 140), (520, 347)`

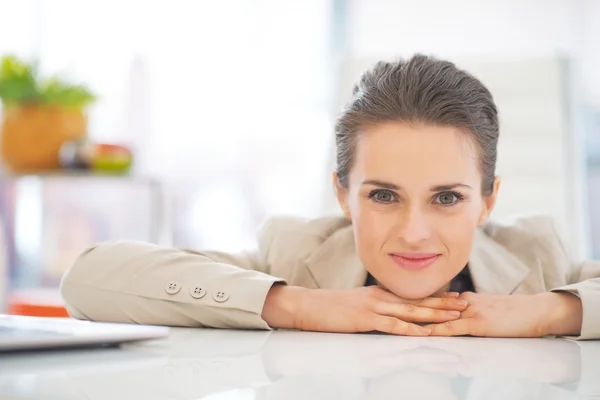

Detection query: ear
(333, 172), (351, 219)
(479, 176), (501, 226)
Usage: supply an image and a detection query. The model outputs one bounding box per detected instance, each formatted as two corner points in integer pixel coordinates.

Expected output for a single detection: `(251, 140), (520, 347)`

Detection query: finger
(372, 315), (432, 336)
(376, 290), (467, 311)
(434, 292), (460, 298)
(408, 297), (469, 311)
(424, 318), (474, 337)
(373, 302), (462, 323)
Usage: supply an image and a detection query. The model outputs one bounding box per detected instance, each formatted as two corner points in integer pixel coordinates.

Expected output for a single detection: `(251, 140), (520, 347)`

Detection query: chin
(385, 284), (442, 300)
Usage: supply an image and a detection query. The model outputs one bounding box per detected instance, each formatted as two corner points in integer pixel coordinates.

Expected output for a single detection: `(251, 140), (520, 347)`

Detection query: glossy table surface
(1, 328), (599, 399)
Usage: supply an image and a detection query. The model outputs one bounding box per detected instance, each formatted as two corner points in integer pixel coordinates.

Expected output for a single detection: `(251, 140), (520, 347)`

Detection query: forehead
(352, 121), (481, 187)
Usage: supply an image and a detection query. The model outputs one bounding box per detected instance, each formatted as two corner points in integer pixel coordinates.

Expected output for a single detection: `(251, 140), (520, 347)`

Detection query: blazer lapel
(302, 223), (368, 289)
(469, 227), (531, 294)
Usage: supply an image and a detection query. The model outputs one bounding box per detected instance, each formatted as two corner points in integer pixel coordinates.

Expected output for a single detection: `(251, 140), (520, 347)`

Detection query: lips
(389, 252), (441, 271)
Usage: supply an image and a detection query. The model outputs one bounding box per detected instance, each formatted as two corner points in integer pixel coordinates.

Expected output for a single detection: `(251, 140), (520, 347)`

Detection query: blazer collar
(303, 222), (530, 294)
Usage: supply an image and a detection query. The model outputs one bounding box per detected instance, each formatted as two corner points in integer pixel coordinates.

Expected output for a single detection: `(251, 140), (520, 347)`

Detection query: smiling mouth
(389, 253), (441, 271)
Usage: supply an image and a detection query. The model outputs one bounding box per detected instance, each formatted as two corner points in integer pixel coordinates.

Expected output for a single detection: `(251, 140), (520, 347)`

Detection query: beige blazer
(60, 214), (600, 339)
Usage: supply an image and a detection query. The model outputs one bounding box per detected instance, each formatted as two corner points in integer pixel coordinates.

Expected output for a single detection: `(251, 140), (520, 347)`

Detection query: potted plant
(0, 55), (96, 172)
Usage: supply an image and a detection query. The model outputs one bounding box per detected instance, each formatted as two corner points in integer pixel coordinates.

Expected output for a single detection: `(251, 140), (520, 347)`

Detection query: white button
(190, 286), (206, 299)
(165, 281), (181, 295)
(212, 291), (229, 303)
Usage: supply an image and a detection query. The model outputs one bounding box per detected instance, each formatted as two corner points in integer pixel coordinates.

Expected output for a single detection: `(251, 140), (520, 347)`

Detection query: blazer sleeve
(59, 220), (286, 329)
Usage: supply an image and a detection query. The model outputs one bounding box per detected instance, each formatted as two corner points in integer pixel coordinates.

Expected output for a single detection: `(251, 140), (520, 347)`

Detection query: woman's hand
(424, 291), (583, 337)
(262, 285), (468, 336)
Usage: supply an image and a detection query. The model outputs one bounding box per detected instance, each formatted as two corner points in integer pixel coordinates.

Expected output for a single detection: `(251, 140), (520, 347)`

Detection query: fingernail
(445, 292), (460, 297)
(456, 300), (468, 307)
(448, 311), (461, 317)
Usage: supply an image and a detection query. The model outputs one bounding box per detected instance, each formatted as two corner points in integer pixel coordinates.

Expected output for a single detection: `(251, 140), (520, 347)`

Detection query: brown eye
(369, 190), (397, 203)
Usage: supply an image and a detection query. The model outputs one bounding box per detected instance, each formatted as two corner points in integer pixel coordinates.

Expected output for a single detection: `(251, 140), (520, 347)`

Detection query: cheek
(439, 206), (478, 229)
(347, 195), (394, 253)
(426, 204), (481, 282)
(436, 202), (482, 253)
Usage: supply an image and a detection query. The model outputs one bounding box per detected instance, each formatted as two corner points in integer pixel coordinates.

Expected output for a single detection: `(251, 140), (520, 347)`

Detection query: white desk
(1, 329), (599, 399)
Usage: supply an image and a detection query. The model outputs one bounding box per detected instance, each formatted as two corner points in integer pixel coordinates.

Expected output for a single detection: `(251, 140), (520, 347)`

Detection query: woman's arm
(62, 241), (468, 332)
(61, 215), (470, 333)
(539, 291), (583, 336)
(549, 259), (600, 339)
(60, 241), (284, 329)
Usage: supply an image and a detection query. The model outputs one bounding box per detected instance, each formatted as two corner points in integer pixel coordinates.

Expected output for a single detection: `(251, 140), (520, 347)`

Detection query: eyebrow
(361, 179), (473, 191)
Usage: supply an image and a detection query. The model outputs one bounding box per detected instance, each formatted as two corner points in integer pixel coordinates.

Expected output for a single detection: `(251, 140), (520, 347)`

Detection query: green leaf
(0, 54), (41, 105)
(0, 54), (96, 110)
(40, 76), (96, 109)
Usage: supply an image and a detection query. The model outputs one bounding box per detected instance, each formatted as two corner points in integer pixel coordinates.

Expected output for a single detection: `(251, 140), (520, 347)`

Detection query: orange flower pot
(1, 105), (87, 172)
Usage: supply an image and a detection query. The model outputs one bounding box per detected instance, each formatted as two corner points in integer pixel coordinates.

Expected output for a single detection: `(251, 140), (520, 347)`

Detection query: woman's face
(336, 122), (499, 299)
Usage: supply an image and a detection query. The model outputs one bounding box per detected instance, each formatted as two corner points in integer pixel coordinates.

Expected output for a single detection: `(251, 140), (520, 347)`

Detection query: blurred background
(0, 0), (599, 316)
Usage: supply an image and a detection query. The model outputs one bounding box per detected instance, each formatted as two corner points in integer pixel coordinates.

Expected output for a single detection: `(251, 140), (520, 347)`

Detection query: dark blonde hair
(335, 54), (499, 195)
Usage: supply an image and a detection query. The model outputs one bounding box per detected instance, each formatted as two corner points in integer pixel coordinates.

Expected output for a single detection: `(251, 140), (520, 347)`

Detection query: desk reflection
(258, 332), (589, 400)
(0, 329), (598, 400)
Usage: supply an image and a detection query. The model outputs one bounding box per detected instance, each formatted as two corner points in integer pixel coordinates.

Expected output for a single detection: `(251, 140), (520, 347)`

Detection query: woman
(60, 55), (600, 339)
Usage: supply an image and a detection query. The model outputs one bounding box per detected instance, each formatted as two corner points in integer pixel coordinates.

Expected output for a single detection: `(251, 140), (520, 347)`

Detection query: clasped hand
(262, 285), (582, 337)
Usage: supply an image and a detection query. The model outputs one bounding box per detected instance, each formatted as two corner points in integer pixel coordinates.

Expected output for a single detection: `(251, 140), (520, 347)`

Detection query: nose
(396, 205), (432, 245)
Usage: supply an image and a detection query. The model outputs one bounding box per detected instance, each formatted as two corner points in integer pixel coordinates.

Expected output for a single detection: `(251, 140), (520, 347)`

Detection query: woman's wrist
(261, 284), (308, 329)
(537, 292), (583, 337)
